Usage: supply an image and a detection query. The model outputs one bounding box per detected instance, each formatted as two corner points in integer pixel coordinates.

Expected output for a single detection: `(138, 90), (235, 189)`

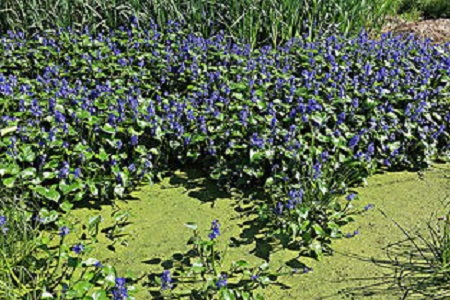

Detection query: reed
(0, 0), (397, 47)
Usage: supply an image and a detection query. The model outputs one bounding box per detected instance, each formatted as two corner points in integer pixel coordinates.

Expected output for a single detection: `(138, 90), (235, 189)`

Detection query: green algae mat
(71, 164), (450, 299)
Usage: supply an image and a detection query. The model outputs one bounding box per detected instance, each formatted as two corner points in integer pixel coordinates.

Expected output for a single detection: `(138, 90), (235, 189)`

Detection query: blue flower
(72, 244), (84, 254)
(112, 277), (128, 300)
(274, 202), (284, 216)
(73, 168), (82, 178)
(216, 274), (228, 288)
(59, 226), (70, 237)
(321, 151), (329, 162)
(161, 270), (172, 290)
(367, 143), (375, 155)
(250, 133), (265, 149)
(0, 216), (8, 235)
(130, 135), (138, 146)
(313, 162), (322, 179)
(115, 278), (126, 287)
(345, 229), (360, 238)
(58, 161), (70, 179)
(346, 193), (357, 201)
(208, 220), (221, 240)
(364, 204), (375, 211)
(349, 135), (360, 148)
(94, 260), (103, 268)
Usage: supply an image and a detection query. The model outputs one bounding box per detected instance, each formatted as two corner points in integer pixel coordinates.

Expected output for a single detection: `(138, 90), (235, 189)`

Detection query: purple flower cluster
(72, 243), (84, 254)
(0, 26), (448, 245)
(216, 274), (228, 288)
(160, 270), (173, 290)
(0, 216), (8, 235)
(59, 226), (70, 237)
(208, 220), (221, 240)
(111, 278), (128, 300)
(345, 229), (360, 238)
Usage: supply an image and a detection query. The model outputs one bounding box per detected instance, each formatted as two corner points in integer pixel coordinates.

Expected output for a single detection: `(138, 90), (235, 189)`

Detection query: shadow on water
(168, 167), (232, 206)
(164, 166), (337, 263)
(71, 190), (141, 210)
(165, 165), (280, 261)
(141, 247), (293, 299)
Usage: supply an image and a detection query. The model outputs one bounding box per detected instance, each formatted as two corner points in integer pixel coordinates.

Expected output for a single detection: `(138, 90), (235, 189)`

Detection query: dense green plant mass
(0, 0), (398, 47)
(396, 0), (450, 19)
(0, 21), (449, 260)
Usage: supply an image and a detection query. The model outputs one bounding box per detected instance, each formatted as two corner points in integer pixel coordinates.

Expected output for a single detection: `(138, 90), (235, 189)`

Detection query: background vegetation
(396, 0), (450, 19)
(0, 0), (398, 47)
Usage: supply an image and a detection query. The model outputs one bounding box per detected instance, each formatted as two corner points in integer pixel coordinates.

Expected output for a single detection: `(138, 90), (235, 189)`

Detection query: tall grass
(0, 195), (40, 299)
(0, 0), (398, 47)
(379, 193), (450, 298)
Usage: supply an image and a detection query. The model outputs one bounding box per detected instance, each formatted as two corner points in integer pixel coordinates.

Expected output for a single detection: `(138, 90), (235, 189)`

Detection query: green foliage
(396, 0), (450, 19)
(0, 19), (449, 299)
(0, 0), (397, 47)
(0, 196), (136, 299)
(0, 23), (448, 261)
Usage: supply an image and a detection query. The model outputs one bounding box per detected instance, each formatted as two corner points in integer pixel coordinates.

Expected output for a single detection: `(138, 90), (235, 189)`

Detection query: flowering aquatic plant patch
(0, 20), (449, 257)
(150, 220), (296, 299)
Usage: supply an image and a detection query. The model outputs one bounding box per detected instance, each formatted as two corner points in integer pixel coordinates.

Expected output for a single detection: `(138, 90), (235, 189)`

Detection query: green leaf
(234, 260), (250, 268)
(184, 222), (198, 230)
(20, 167), (36, 178)
(102, 124), (116, 134)
(312, 224), (325, 236)
(114, 185), (125, 198)
(68, 257), (81, 268)
(62, 181), (83, 195)
(72, 280), (93, 293)
(309, 240), (323, 260)
(0, 126), (17, 136)
(241, 291), (250, 300)
(88, 183), (99, 196)
(250, 149), (265, 163)
(41, 291), (54, 299)
(46, 187), (61, 202)
(2, 176), (15, 188)
(92, 291), (107, 300)
(97, 148), (109, 161)
(220, 289), (235, 300)
(60, 201), (73, 212)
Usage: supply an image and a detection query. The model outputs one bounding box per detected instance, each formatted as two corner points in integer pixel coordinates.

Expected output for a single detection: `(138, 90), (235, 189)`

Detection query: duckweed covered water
(71, 164), (450, 299)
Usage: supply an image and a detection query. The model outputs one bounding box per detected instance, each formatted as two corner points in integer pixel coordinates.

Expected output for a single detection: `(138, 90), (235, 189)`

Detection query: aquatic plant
(152, 221), (297, 299)
(378, 194), (450, 298)
(0, 19), (449, 262)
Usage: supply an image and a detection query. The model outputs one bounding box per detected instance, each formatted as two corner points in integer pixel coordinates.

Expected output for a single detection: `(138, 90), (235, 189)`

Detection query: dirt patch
(381, 16), (450, 44)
